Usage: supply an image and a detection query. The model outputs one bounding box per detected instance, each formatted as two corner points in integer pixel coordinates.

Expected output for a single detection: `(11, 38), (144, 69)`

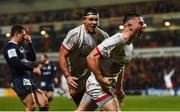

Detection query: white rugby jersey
(96, 32), (133, 77)
(62, 24), (109, 79)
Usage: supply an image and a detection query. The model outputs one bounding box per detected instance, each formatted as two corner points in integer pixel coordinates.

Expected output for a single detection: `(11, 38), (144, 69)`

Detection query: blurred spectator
(0, 0), (179, 26)
(41, 34), (53, 52)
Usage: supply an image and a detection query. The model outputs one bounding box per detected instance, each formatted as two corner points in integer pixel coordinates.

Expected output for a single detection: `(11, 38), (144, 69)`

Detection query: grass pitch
(0, 95), (180, 111)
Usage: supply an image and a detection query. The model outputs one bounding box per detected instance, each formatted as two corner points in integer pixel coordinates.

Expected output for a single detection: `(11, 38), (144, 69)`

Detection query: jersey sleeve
(96, 33), (125, 58)
(26, 43), (36, 61)
(6, 47), (34, 71)
(62, 30), (79, 51)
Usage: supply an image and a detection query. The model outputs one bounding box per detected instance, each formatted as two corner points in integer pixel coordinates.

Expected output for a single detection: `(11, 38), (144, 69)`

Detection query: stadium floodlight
(164, 21), (170, 27)
(40, 30), (46, 35)
(5, 32), (11, 38)
(119, 25), (124, 30)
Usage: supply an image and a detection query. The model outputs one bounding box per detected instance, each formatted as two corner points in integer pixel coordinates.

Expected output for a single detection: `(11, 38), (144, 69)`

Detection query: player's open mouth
(91, 25), (96, 29)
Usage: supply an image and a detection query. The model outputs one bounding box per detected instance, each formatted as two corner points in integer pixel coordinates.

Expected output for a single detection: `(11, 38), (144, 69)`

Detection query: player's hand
(33, 67), (41, 76)
(24, 35), (32, 43)
(37, 64), (43, 69)
(115, 89), (125, 103)
(54, 77), (59, 85)
(66, 75), (79, 88)
(98, 77), (113, 87)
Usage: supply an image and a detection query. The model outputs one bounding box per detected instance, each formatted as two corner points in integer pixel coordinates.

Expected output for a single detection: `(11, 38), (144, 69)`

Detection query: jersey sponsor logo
(19, 49), (25, 53)
(23, 78), (31, 86)
(19, 46), (25, 53)
(40, 82), (46, 87)
(20, 59), (28, 63)
(7, 49), (17, 58)
(42, 71), (51, 75)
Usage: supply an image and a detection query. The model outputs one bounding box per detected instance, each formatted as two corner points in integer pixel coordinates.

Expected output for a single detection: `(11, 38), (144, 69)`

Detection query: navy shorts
(12, 78), (37, 97)
(40, 85), (54, 91)
(39, 81), (54, 91)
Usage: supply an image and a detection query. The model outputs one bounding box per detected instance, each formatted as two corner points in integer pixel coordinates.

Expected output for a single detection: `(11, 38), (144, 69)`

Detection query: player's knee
(101, 98), (120, 111)
(39, 98), (49, 107)
(26, 103), (36, 111)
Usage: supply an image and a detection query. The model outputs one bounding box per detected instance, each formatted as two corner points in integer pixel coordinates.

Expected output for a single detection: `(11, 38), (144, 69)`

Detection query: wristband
(65, 75), (71, 78)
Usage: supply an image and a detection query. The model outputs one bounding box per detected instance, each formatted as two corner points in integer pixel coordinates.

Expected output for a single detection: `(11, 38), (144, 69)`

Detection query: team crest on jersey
(21, 59), (28, 63)
(19, 48), (25, 53)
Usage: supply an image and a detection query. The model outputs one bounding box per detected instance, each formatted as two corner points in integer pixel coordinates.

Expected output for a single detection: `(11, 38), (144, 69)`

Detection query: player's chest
(17, 47), (27, 62)
(109, 44), (133, 64)
(42, 65), (52, 71)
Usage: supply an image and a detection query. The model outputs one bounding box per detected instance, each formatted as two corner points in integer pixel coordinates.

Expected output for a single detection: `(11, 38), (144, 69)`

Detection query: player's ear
(127, 23), (133, 31)
(15, 32), (19, 37)
(82, 17), (86, 24)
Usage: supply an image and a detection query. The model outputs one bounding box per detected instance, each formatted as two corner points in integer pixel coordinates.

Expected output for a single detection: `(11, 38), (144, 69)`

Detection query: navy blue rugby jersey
(40, 61), (57, 85)
(3, 41), (36, 79)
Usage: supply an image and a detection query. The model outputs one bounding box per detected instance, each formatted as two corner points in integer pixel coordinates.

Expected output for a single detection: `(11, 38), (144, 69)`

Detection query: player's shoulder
(101, 33), (124, 46)
(106, 33), (121, 40)
(5, 41), (18, 50)
(3, 41), (18, 59)
(64, 27), (81, 44)
(111, 33), (124, 41)
(67, 25), (82, 36)
(112, 32), (122, 37)
(113, 33), (125, 43)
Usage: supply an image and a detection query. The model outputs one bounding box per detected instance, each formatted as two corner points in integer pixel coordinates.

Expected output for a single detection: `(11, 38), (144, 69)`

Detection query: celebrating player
(76, 13), (146, 111)
(59, 8), (109, 107)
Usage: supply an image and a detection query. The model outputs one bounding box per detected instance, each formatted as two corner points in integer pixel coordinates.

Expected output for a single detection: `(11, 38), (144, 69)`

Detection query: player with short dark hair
(76, 13), (146, 111)
(3, 25), (48, 111)
(59, 8), (109, 108)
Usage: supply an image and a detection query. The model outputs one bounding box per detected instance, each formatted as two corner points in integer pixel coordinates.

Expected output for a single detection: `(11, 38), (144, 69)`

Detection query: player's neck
(11, 37), (19, 44)
(122, 30), (133, 44)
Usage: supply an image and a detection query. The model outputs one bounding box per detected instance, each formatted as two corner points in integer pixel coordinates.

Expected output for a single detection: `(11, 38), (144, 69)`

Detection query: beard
(134, 30), (143, 40)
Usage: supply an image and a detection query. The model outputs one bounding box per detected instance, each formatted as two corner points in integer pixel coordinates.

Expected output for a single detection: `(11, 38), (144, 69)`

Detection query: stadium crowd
(124, 57), (180, 91)
(0, 0), (179, 53)
(0, 0), (179, 26)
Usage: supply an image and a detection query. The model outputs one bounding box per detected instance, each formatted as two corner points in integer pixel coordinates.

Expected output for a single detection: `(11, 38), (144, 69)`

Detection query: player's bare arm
(115, 69), (125, 102)
(87, 48), (113, 86)
(33, 67), (41, 76)
(59, 45), (78, 88)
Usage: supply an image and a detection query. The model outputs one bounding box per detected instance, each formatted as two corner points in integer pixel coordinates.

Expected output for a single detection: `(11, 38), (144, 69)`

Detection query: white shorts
(68, 74), (89, 95)
(83, 74), (114, 108)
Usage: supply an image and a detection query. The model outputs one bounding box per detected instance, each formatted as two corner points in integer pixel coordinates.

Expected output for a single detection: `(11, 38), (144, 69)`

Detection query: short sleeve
(96, 33), (125, 58)
(62, 30), (78, 51)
